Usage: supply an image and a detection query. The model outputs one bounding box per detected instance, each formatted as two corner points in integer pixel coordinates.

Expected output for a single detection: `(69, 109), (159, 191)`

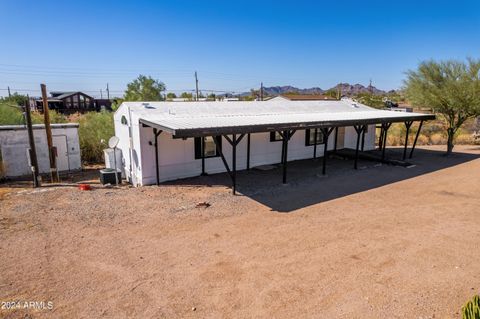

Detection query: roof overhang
(139, 113), (435, 139)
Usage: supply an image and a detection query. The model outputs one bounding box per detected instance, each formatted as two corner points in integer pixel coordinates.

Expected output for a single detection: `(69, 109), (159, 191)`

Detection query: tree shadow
(165, 147), (479, 213)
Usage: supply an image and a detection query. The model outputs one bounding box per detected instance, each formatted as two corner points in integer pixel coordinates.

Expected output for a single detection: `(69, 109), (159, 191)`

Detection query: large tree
(124, 75), (166, 101)
(404, 58), (480, 154)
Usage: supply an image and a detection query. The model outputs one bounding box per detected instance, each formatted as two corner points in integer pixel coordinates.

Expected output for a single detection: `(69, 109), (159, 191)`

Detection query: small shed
(0, 123), (81, 178)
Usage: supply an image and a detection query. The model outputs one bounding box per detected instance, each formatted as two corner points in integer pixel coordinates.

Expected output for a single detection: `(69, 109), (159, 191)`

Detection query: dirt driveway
(1, 145), (479, 318)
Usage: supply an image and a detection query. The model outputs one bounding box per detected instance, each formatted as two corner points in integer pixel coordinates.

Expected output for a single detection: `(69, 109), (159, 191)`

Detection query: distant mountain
(251, 83), (393, 97)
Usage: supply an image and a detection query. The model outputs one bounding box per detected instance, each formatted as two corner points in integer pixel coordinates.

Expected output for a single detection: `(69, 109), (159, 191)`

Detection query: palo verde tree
(124, 75), (166, 101)
(404, 58), (480, 154)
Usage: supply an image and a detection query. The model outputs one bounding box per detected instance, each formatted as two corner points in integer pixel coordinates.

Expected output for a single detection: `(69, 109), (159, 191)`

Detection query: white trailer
(113, 99), (434, 189)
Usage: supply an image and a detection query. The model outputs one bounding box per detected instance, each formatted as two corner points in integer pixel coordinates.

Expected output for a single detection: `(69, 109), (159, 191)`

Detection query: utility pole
(260, 82), (264, 101)
(100, 89), (103, 99)
(24, 97), (40, 187)
(195, 71), (199, 101)
(106, 83), (110, 100)
(7, 86), (11, 98)
(40, 84), (58, 183)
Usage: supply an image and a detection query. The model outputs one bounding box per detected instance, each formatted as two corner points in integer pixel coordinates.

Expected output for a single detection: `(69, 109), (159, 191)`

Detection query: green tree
(404, 58), (480, 154)
(180, 92), (193, 99)
(166, 92), (177, 99)
(124, 75), (166, 101)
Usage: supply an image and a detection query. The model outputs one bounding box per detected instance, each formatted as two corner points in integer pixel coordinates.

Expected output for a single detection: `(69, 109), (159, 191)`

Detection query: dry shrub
(455, 133), (474, 145)
(429, 133), (446, 145)
(416, 134), (430, 145)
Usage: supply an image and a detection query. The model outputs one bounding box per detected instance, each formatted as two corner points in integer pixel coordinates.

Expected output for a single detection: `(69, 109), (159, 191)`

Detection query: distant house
(271, 94), (338, 101)
(384, 100), (413, 113)
(36, 91), (112, 113)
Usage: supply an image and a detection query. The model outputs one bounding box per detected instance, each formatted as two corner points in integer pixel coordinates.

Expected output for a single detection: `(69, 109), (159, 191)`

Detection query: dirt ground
(1, 145), (479, 318)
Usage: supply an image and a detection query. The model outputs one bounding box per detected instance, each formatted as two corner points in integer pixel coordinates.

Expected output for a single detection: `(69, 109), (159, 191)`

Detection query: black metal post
(333, 127), (339, 153)
(378, 125), (384, 151)
(381, 123), (391, 161)
(361, 125), (367, 151)
(313, 128), (318, 159)
(246, 133), (251, 170)
(201, 136), (206, 175)
(354, 125), (363, 169)
(321, 128), (334, 175)
(153, 128), (162, 186)
(232, 134), (237, 195)
(403, 121), (413, 160)
(409, 120), (424, 159)
(282, 130), (290, 184)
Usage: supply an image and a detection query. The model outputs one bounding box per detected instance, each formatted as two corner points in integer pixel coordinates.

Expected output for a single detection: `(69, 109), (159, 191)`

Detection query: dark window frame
(194, 136), (222, 159)
(305, 129), (325, 146)
(269, 131), (284, 142)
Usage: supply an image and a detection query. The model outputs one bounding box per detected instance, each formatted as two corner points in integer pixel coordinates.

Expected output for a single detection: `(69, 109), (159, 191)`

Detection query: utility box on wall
(0, 123), (82, 178)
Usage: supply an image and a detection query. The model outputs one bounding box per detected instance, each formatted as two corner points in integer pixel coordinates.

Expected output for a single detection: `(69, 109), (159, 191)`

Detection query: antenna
(260, 82), (264, 101)
(195, 71), (199, 101)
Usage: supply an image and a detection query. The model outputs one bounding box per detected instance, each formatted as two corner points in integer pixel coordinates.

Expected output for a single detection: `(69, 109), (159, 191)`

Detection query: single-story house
(113, 98), (434, 193)
(36, 91), (112, 113)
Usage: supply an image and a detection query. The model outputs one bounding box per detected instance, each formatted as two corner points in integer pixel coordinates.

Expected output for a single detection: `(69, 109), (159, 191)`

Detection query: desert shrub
(462, 295), (480, 319)
(429, 133), (446, 145)
(416, 134), (429, 145)
(0, 102), (25, 125)
(456, 133), (475, 145)
(77, 111), (113, 163)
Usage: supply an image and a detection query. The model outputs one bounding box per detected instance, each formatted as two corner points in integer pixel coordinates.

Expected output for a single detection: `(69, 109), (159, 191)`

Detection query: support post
(321, 127), (334, 175)
(41, 83), (58, 182)
(378, 125), (384, 151)
(353, 125), (363, 169)
(381, 123), (392, 161)
(333, 127), (339, 153)
(282, 130), (290, 184)
(403, 121), (413, 160)
(361, 125), (366, 151)
(246, 133), (251, 170)
(313, 128), (318, 159)
(232, 134), (237, 195)
(409, 120), (424, 159)
(153, 128), (162, 186)
(24, 99), (40, 187)
(201, 137), (206, 175)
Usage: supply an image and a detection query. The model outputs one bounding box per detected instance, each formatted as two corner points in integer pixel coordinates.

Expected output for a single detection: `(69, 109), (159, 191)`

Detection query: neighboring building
(385, 100), (414, 112)
(113, 99), (434, 188)
(0, 123), (81, 178)
(36, 91), (112, 113)
(272, 94), (338, 101)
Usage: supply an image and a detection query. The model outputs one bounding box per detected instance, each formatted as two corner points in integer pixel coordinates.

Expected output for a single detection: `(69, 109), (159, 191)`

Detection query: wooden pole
(41, 84), (58, 182)
(24, 98), (40, 187)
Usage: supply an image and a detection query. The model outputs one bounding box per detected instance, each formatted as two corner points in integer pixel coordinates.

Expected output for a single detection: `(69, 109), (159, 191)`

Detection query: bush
(0, 103), (25, 125)
(77, 111), (114, 163)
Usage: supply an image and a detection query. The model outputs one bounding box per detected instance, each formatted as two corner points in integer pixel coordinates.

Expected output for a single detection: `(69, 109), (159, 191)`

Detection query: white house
(0, 123), (81, 178)
(113, 99), (434, 191)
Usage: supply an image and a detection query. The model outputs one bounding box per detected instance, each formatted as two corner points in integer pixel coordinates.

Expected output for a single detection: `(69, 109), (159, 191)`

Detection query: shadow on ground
(165, 147), (480, 212)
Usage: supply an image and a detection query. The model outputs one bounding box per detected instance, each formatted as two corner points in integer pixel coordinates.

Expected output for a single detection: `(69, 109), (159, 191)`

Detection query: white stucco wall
(137, 126), (369, 186)
(0, 124), (81, 177)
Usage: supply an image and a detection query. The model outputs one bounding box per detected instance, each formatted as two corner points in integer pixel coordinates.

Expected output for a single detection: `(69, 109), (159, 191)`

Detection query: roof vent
(142, 103), (155, 109)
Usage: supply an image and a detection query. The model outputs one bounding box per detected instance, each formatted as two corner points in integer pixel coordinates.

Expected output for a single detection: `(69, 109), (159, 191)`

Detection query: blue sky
(1, 0), (479, 97)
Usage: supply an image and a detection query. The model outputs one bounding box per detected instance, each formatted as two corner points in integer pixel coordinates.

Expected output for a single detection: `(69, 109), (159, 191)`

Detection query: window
(121, 115), (128, 125)
(305, 129), (324, 146)
(194, 136), (222, 159)
(269, 131), (283, 142)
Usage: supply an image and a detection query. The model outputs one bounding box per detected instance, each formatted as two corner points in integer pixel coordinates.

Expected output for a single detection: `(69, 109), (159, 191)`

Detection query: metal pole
(282, 130), (289, 184)
(381, 123), (391, 161)
(409, 120), (424, 159)
(201, 137), (206, 175)
(334, 127), (338, 153)
(195, 71), (199, 101)
(246, 133), (251, 170)
(313, 128), (317, 159)
(232, 134), (237, 195)
(41, 84), (58, 183)
(354, 126), (362, 169)
(361, 125), (366, 151)
(403, 121), (413, 160)
(24, 98), (40, 187)
(153, 128), (160, 185)
(322, 128), (332, 175)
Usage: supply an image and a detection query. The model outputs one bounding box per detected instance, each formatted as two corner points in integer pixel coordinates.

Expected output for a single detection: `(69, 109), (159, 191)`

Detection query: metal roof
(121, 99), (435, 138)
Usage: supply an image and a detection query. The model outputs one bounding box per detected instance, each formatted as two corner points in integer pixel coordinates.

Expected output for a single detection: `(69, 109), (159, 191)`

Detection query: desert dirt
(0, 145), (479, 318)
